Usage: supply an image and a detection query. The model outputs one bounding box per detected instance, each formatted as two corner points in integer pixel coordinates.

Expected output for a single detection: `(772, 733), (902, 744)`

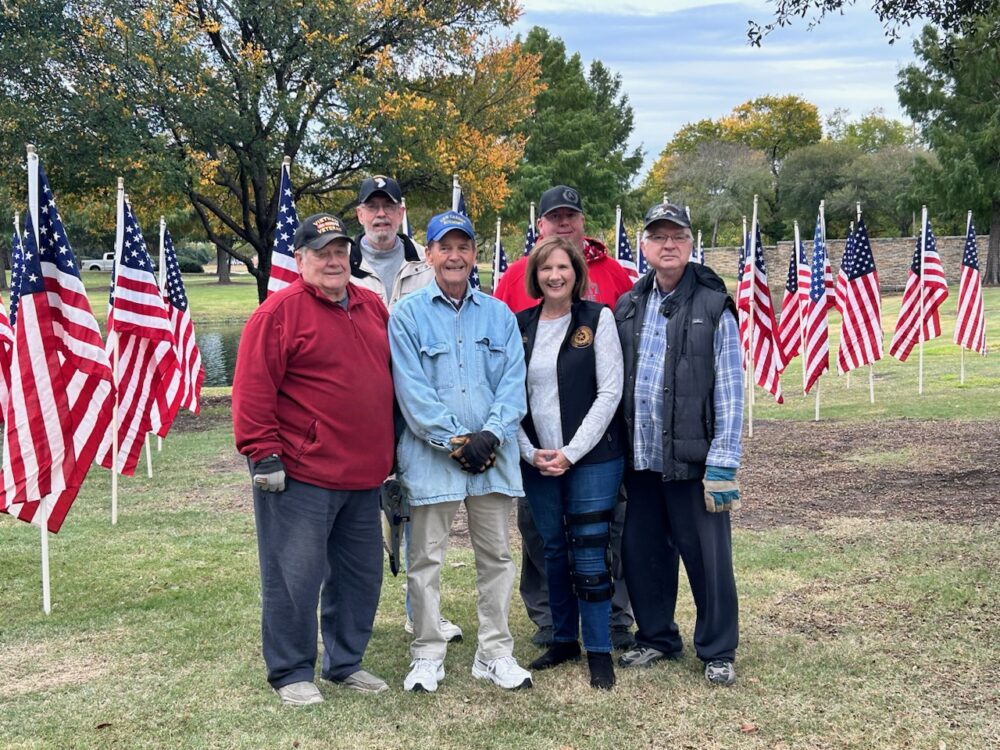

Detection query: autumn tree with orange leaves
(0, 0), (541, 300)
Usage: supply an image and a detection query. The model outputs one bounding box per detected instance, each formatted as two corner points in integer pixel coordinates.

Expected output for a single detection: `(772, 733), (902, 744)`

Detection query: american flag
(837, 216), (883, 374)
(266, 160), (300, 296)
(637, 229), (649, 275)
(9, 219), (24, 325)
(162, 227), (205, 413)
(1, 156), (115, 533)
(810, 217), (835, 314)
(524, 222), (537, 256)
(0, 295), (12, 421)
(835, 226), (857, 315)
(96, 195), (183, 475)
(803, 228), (830, 394)
(953, 219), (986, 355)
(453, 188), (481, 290)
(889, 213), (949, 362)
(616, 210), (639, 281)
(776, 239), (807, 369)
(736, 224), (784, 403)
(493, 237), (508, 289)
(736, 230), (750, 355)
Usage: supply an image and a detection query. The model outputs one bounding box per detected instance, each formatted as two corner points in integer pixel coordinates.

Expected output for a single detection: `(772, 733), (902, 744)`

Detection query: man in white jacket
(351, 175), (434, 309)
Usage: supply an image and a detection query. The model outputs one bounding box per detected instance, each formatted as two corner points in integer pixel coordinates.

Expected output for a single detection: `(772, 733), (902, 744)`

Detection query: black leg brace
(565, 508), (615, 602)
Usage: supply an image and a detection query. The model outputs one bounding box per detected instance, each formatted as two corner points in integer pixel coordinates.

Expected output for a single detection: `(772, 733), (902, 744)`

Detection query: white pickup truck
(81, 252), (116, 271)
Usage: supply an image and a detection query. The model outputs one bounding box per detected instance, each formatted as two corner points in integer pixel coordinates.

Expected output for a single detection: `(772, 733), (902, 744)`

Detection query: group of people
(232, 176), (745, 707)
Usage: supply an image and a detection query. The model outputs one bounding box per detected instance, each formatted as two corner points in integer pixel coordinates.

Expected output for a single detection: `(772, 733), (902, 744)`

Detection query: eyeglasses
(645, 233), (691, 245)
(359, 201), (401, 214)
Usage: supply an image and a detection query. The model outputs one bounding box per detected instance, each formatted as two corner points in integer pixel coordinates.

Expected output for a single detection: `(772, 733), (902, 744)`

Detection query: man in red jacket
(493, 186), (637, 651)
(233, 213), (395, 706)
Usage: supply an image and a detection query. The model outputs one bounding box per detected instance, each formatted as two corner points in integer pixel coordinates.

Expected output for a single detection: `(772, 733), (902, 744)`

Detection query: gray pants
(253, 477), (383, 689)
(517, 496), (634, 631)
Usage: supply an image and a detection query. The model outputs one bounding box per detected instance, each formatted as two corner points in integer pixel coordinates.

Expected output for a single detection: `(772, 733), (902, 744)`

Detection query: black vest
(615, 265), (736, 480)
(517, 300), (624, 466)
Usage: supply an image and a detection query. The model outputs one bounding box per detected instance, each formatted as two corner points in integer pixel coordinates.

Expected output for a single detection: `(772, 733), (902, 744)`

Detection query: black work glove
(251, 454), (286, 493)
(449, 431), (499, 473)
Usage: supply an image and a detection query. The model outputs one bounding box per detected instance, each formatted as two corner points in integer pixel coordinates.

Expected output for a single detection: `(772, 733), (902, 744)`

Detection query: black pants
(622, 471), (738, 662)
(253, 478), (383, 688)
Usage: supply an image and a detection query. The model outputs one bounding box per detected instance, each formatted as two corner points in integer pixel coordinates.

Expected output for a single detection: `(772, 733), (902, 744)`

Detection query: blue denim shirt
(389, 279), (527, 505)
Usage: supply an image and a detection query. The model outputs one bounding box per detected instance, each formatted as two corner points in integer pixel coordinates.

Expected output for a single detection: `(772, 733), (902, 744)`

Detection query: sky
(513, 1), (923, 177)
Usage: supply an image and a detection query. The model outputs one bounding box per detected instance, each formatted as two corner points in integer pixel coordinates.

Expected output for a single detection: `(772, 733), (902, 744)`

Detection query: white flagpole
(111, 178), (125, 525)
(662, 193), (669, 205)
(451, 174), (461, 213)
(615, 205), (623, 252)
(817, 201), (827, 419)
(401, 198), (409, 237)
(157, 217), (166, 452)
(960, 210), (972, 384)
(494, 217), (502, 286)
(144, 434), (153, 477)
(918, 205), (927, 395)
(696, 230), (703, 264)
(530, 201), (536, 231)
(857, 203), (875, 403)
(26, 145), (51, 615)
(748, 196), (759, 437)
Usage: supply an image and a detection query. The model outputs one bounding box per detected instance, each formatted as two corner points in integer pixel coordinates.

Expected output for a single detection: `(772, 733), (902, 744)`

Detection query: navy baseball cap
(426, 211), (476, 243)
(538, 185), (583, 216)
(643, 202), (691, 231)
(293, 213), (353, 251)
(358, 175), (402, 204)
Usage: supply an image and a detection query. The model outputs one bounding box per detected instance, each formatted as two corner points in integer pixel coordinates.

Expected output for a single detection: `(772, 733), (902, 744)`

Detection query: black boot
(587, 651), (615, 690)
(529, 641), (581, 671)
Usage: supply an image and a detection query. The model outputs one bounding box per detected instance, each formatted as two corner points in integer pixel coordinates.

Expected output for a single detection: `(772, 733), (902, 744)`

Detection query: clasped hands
(531, 448), (571, 477)
(449, 431), (500, 474)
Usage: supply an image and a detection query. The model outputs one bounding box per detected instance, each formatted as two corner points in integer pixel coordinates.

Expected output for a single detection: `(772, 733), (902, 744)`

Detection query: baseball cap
(357, 175), (402, 204)
(643, 202), (691, 231)
(426, 211), (476, 243)
(293, 213), (353, 251)
(538, 185), (583, 217)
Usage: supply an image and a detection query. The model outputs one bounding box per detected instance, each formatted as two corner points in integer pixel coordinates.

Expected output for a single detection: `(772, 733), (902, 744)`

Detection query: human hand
(702, 465), (740, 512)
(252, 454), (286, 493)
(450, 431), (499, 473)
(533, 449), (571, 477)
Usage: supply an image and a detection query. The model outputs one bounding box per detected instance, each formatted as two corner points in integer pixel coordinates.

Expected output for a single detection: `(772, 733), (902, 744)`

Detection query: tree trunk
(986, 198), (1000, 286)
(217, 245), (232, 285)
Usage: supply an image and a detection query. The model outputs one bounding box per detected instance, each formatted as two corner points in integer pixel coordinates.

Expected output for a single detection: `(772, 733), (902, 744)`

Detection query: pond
(196, 324), (244, 387)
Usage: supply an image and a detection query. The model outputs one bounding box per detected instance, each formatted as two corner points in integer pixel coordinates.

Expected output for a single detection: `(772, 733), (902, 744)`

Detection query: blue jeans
(522, 457), (624, 653)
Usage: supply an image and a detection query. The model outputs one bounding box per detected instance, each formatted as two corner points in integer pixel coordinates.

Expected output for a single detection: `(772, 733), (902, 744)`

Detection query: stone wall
(702, 234), (984, 292)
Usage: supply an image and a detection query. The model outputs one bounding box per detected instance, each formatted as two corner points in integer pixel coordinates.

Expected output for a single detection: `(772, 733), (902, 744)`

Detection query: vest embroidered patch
(571, 325), (594, 348)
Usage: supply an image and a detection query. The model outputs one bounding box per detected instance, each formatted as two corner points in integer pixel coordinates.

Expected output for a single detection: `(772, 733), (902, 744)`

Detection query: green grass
(1, 399), (998, 748)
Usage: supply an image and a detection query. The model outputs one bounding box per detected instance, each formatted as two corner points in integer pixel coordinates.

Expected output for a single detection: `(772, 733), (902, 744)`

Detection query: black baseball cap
(642, 202), (691, 231)
(293, 213), (353, 251)
(538, 185), (583, 217)
(357, 175), (402, 204)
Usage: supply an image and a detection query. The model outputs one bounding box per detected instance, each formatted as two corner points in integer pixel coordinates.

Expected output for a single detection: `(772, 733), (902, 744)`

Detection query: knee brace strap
(565, 509), (614, 526)
(571, 570), (613, 602)
(569, 531), (611, 548)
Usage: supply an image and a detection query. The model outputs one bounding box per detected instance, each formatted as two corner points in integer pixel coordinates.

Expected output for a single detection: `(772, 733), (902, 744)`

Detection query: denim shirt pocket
(475, 337), (507, 389)
(420, 340), (454, 390)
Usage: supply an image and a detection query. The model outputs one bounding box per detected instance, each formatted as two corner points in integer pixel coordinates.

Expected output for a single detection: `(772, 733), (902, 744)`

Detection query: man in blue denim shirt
(389, 210), (533, 693)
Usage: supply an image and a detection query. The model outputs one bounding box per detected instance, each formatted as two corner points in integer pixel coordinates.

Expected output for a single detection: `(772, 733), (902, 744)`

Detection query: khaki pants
(407, 493), (515, 661)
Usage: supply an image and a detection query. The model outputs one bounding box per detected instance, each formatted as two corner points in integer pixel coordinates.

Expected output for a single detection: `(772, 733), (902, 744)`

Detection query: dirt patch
(3, 630), (123, 696)
(735, 419), (999, 531)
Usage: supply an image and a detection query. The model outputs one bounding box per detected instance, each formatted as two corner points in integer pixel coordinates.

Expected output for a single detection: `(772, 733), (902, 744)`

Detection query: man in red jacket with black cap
(494, 186), (636, 650)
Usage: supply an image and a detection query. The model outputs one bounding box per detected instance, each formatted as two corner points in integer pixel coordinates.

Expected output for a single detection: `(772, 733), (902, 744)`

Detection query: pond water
(196, 325), (244, 386)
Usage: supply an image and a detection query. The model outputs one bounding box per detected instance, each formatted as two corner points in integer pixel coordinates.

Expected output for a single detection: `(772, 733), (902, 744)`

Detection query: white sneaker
(404, 616), (464, 642)
(471, 654), (533, 690)
(403, 658), (445, 693)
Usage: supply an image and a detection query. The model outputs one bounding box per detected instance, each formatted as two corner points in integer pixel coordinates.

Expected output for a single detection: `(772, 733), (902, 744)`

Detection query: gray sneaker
(618, 646), (677, 668)
(276, 681), (324, 706)
(704, 659), (736, 686)
(530, 626), (554, 648)
(335, 669), (389, 693)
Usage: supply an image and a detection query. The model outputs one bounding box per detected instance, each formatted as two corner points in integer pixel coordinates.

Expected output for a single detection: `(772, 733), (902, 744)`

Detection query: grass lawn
(1, 274), (996, 748)
(1, 406), (996, 748)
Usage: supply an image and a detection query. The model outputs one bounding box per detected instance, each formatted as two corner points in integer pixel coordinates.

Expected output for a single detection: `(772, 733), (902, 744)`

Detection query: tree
(778, 141), (861, 234)
(641, 140), (773, 247)
(748, 1), (995, 45)
(501, 27), (643, 233)
(825, 107), (917, 152)
(897, 13), (1000, 284)
(0, 0), (542, 301)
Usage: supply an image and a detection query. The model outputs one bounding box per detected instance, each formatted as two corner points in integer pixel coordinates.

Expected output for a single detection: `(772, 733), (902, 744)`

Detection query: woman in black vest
(515, 236), (625, 689)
